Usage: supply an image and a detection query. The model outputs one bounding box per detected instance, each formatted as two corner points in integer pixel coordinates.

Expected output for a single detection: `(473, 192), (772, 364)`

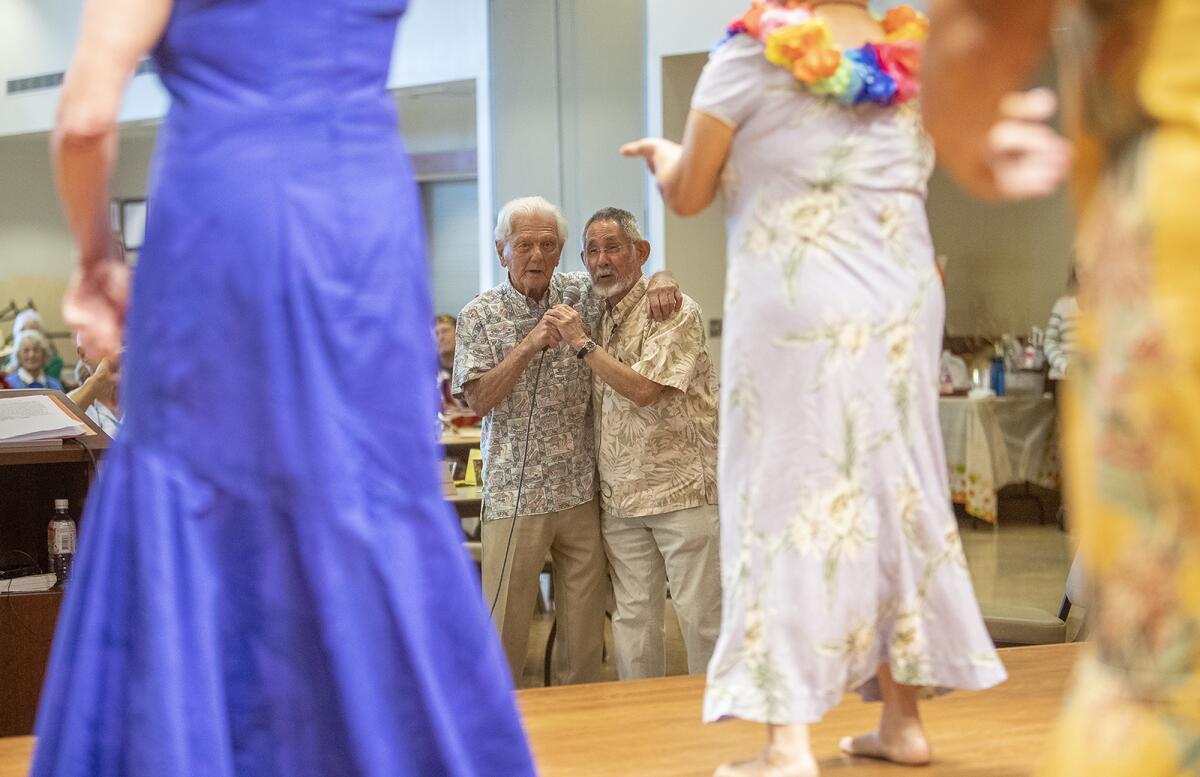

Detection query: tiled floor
(517, 494), (1079, 689)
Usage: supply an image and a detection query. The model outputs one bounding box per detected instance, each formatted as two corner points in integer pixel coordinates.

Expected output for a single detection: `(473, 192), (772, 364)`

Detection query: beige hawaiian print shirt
(453, 272), (603, 520)
(594, 277), (719, 518)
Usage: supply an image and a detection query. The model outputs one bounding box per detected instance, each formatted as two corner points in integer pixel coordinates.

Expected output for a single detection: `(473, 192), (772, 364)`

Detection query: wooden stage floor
(0, 643), (1080, 777)
(519, 643), (1079, 777)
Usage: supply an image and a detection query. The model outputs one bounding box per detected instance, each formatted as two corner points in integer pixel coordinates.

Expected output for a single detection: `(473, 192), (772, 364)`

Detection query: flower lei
(723, 2), (929, 107)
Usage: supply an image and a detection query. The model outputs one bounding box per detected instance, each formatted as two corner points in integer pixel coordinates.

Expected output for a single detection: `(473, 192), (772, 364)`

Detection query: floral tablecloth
(938, 395), (1060, 524)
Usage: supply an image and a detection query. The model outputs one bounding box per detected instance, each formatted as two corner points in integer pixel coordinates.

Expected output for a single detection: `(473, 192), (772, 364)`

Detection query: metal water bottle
(48, 498), (77, 589)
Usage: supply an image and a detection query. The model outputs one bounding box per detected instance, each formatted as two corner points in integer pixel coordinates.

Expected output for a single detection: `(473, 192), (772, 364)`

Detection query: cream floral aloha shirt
(594, 277), (719, 519)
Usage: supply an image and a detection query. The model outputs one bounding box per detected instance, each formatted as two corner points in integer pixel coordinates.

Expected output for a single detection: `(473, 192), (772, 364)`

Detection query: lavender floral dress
(694, 31), (1006, 724)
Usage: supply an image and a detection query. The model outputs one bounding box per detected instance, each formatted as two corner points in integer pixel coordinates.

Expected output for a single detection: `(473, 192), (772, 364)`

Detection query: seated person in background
(69, 340), (122, 437)
(545, 207), (721, 681)
(1044, 265), (1079, 387)
(4, 309), (64, 382)
(435, 313), (475, 421)
(8, 330), (64, 390)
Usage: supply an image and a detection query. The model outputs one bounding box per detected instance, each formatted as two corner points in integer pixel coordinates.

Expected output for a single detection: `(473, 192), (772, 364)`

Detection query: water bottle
(990, 350), (1006, 397)
(48, 498), (77, 589)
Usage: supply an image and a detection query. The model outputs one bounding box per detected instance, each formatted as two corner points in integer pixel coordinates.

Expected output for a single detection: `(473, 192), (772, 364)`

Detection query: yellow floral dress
(1040, 1), (1200, 774)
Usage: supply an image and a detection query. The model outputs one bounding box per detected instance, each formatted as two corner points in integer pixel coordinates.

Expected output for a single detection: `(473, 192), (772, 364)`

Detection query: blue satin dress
(31, 1), (536, 775)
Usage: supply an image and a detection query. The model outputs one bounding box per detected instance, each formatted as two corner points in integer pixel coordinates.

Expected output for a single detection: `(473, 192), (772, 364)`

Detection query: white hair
(581, 207), (644, 249)
(493, 196), (568, 247)
(15, 328), (49, 356)
(12, 308), (41, 339)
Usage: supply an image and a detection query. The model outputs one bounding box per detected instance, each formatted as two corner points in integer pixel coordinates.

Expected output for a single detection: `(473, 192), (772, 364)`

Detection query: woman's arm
(460, 319), (560, 418)
(923, 0), (1069, 200)
(54, 0), (172, 264)
(68, 357), (118, 413)
(544, 306), (665, 408)
(54, 0), (171, 359)
(620, 111), (734, 217)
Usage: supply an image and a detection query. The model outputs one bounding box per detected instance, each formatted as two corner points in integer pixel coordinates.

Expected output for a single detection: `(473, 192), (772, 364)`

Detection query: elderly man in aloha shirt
(545, 207), (721, 681)
(452, 196), (682, 686)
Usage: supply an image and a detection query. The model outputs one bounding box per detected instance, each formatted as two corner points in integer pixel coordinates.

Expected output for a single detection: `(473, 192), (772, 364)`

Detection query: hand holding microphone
(524, 286), (584, 353)
(527, 317), (562, 352)
(543, 305), (589, 352)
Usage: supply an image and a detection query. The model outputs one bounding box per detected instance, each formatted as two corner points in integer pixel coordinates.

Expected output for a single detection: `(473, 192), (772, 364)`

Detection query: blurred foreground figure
(925, 1), (1200, 775)
(34, 0), (535, 774)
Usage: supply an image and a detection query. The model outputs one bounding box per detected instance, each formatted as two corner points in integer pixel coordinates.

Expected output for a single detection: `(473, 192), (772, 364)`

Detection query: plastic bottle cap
(54, 498), (69, 511)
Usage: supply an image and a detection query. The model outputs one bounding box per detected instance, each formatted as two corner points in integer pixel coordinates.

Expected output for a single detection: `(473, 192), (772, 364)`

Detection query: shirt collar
(606, 276), (648, 327)
(17, 368), (43, 385)
(503, 272), (555, 313)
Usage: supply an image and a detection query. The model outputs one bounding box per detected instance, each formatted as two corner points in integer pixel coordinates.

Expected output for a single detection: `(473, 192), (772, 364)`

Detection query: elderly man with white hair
(452, 195), (681, 685)
(545, 207), (721, 681)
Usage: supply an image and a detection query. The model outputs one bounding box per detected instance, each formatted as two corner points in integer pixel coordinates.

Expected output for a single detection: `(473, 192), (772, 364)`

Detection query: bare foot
(713, 750), (819, 777)
(838, 730), (931, 766)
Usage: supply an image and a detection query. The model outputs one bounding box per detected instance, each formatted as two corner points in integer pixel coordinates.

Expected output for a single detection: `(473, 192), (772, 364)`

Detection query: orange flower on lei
(765, 20), (842, 84)
(883, 6), (930, 42)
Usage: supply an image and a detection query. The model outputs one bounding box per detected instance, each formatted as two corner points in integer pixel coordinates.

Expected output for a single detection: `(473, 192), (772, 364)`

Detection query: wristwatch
(575, 339), (598, 360)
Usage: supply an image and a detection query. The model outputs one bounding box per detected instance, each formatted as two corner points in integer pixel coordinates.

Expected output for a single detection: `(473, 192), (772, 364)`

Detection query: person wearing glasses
(545, 207), (721, 682)
(453, 196), (681, 686)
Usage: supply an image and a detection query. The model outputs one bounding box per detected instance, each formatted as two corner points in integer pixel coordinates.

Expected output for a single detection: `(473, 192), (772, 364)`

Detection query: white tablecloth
(938, 395), (1060, 523)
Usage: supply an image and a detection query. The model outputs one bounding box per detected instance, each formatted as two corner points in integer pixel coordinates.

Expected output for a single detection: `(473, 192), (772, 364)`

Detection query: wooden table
(440, 427), (481, 458)
(0, 390), (109, 737)
(939, 395), (1059, 524)
(447, 484), (482, 519)
(0, 643), (1081, 776)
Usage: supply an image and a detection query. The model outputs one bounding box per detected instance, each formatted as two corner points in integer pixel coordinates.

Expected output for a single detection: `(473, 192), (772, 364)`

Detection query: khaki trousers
(601, 503), (722, 680)
(482, 498), (607, 686)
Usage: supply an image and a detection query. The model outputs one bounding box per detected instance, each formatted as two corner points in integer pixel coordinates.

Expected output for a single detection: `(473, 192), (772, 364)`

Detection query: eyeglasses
(583, 243), (630, 259)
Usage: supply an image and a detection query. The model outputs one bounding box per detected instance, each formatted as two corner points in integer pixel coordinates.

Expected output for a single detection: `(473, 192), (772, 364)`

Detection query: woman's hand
(982, 88), (1072, 201)
(64, 259), (130, 362)
(622, 112), (731, 217)
(620, 138), (683, 183)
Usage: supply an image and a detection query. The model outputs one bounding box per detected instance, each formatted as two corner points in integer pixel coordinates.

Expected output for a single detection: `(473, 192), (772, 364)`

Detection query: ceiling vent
(6, 59), (155, 96)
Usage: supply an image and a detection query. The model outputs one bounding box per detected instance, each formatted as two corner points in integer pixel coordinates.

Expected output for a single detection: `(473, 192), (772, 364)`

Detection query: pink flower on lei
(873, 41), (921, 103)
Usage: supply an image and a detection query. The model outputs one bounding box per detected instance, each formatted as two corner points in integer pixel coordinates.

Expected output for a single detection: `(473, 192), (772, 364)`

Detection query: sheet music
(0, 395), (86, 442)
(0, 573), (57, 593)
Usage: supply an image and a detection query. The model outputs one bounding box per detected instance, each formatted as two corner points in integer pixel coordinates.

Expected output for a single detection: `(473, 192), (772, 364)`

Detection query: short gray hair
(581, 207), (643, 249)
(494, 196), (568, 247)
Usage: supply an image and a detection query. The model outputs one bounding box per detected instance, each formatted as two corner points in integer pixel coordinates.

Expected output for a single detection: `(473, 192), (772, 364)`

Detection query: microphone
(538, 284), (582, 351)
(559, 284), (582, 309)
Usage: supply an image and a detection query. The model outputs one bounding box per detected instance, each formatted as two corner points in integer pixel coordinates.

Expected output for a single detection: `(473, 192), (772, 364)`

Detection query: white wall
(423, 180), (481, 317)
(643, 0), (742, 262)
(0, 129), (156, 343)
(0, 89), (485, 342)
(930, 171), (1073, 337)
(0, 0), (487, 137)
(389, 0), (487, 90)
(0, 1), (495, 329)
(661, 53), (727, 369)
(489, 0), (645, 288)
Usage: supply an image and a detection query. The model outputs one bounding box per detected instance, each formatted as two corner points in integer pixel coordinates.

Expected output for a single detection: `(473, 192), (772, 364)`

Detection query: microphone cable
(487, 346), (548, 618)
